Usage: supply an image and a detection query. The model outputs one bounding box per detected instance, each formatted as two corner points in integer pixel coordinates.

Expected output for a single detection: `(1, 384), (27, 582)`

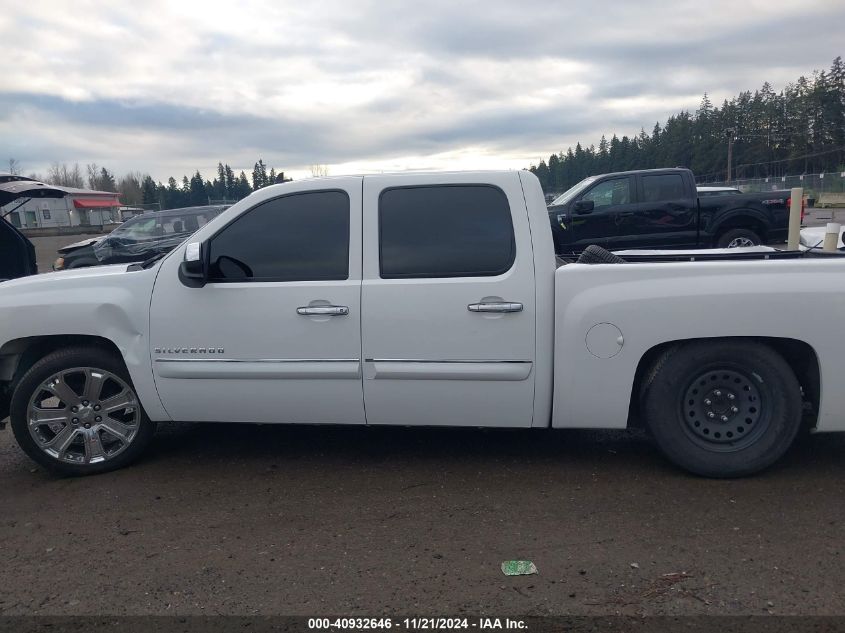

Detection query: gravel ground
(1, 422), (844, 617)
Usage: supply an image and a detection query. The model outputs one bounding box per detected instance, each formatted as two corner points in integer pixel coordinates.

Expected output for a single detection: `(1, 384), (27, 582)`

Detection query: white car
(0, 171), (841, 478)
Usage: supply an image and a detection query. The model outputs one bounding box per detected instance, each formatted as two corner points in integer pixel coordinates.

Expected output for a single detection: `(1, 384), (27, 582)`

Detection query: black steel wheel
(643, 339), (802, 477)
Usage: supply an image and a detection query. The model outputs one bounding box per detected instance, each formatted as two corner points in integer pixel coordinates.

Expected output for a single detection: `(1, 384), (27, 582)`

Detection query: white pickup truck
(0, 171), (839, 477)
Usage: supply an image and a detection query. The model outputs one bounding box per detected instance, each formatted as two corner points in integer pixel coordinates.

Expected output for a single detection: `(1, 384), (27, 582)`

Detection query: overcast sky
(1, 0), (843, 182)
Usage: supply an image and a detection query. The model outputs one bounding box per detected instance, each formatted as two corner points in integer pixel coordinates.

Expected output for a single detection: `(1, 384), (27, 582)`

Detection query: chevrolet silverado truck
(548, 168), (793, 254)
(0, 171), (836, 478)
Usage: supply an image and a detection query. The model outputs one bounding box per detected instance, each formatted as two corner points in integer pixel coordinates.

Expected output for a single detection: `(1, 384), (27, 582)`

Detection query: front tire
(642, 340), (802, 477)
(10, 347), (156, 475)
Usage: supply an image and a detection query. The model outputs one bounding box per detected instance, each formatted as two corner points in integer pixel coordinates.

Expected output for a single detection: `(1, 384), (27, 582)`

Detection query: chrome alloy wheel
(727, 236), (756, 248)
(26, 367), (140, 464)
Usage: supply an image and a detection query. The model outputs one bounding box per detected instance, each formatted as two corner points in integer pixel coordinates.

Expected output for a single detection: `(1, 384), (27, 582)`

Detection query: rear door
(360, 173), (536, 428)
(611, 172), (697, 249)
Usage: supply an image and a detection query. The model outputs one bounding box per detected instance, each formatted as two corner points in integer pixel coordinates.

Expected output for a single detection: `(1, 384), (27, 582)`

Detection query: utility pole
(726, 128), (736, 184)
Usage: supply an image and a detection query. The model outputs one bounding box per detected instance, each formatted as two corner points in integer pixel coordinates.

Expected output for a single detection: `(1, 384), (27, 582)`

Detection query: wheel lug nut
(82, 400), (89, 406)
(714, 390), (722, 397)
(93, 404), (101, 411)
(83, 423), (91, 429)
(72, 418), (79, 424)
(721, 415), (729, 422)
(71, 406), (78, 413)
(727, 393), (735, 400)
(704, 399), (712, 406)
(731, 406), (738, 413)
(95, 416), (101, 422)
(708, 412), (716, 419)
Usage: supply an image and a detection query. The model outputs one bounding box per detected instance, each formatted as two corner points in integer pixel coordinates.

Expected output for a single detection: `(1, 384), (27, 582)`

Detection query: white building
(0, 175), (122, 229)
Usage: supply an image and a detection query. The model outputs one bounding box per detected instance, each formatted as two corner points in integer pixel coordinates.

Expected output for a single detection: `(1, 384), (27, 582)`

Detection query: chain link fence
(698, 172), (845, 207)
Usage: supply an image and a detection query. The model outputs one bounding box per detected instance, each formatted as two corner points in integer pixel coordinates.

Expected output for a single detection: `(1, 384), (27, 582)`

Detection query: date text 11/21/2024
(307, 617), (527, 629)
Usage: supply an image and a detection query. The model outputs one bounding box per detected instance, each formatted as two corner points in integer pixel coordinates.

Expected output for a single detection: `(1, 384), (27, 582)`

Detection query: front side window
(208, 190), (349, 282)
(379, 185), (515, 279)
(642, 174), (686, 202)
(582, 178), (631, 208)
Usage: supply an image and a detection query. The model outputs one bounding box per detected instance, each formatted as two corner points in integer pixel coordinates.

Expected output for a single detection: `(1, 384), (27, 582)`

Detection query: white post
(787, 187), (803, 251)
(823, 222), (841, 252)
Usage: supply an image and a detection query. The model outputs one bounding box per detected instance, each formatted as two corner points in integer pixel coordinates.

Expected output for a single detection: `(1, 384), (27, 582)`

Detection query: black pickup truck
(548, 168), (792, 254)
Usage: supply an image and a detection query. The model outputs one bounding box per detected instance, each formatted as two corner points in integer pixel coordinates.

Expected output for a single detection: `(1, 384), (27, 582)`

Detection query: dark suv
(1, 177), (67, 281)
(54, 205), (229, 270)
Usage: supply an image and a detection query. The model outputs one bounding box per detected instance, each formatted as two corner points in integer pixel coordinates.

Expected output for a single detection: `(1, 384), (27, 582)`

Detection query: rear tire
(10, 347), (156, 476)
(642, 339), (802, 477)
(717, 228), (761, 248)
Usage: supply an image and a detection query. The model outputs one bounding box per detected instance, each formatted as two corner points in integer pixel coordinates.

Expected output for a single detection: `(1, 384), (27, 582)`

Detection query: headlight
(53, 257), (65, 270)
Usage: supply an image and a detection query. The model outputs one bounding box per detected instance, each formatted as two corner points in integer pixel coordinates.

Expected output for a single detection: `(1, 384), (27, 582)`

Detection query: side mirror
(573, 200), (594, 215)
(179, 241), (207, 288)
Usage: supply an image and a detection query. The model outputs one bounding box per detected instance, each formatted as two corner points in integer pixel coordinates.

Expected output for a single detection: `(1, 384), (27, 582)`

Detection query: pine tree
(141, 175), (158, 205)
(189, 170), (206, 206)
(237, 171), (251, 199)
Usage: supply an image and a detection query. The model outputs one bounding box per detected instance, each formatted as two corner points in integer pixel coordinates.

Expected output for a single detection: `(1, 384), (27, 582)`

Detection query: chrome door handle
(467, 302), (523, 313)
(297, 305), (349, 316)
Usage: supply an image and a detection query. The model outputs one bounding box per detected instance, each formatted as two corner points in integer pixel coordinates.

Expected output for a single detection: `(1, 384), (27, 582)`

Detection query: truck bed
(551, 254), (845, 433)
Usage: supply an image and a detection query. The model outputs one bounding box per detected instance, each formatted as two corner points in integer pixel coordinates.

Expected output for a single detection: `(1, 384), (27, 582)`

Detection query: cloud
(1, 0), (842, 180)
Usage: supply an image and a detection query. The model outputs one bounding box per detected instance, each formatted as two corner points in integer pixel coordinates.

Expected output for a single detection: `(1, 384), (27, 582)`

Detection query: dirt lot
(1, 423), (844, 616)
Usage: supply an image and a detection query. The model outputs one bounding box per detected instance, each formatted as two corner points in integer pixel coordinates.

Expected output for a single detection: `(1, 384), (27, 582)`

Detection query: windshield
(550, 177), (597, 206)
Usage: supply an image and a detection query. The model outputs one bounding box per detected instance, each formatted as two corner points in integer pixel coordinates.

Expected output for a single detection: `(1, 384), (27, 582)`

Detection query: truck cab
(549, 168), (699, 253)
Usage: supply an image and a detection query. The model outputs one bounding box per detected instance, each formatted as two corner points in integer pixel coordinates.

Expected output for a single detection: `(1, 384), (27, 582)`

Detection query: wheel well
(0, 335), (126, 393)
(715, 216), (767, 242)
(630, 336), (820, 429)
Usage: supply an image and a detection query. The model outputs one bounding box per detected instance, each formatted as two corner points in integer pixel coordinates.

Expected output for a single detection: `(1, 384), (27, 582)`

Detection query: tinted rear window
(379, 185), (515, 279)
(642, 174), (687, 202)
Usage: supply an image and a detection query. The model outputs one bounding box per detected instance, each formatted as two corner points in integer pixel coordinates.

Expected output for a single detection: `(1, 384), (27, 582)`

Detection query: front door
(565, 176), (634, 252)
(149, 178), (365, 424)
(360, 173), (536, 428)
